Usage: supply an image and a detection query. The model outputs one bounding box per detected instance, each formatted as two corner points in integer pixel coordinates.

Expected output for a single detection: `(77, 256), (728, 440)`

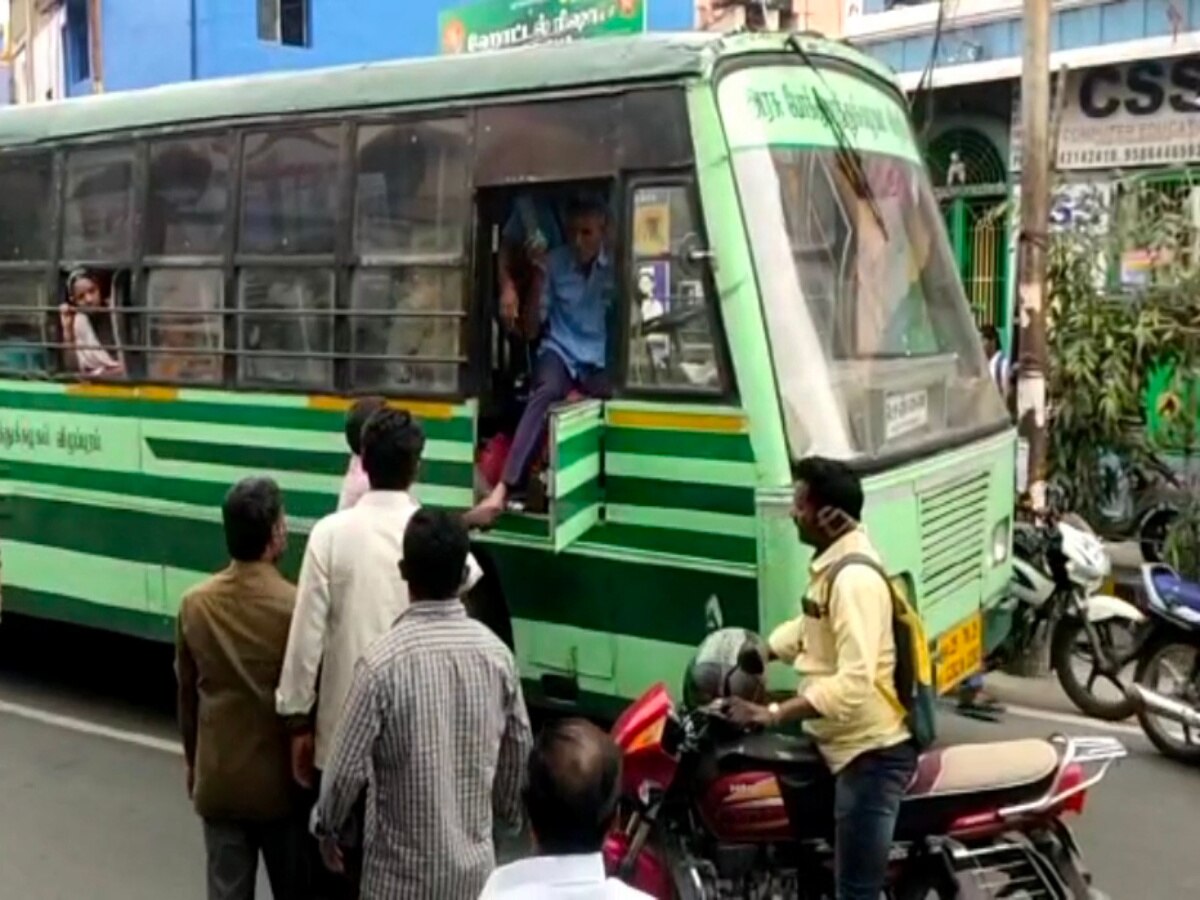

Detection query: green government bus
(0, 31), (1014, 715)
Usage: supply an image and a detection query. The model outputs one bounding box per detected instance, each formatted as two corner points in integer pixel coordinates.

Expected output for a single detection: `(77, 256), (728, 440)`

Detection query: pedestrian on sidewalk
(479, 718), (651, 899)
(337, 396), (385, 511)
(175, 477), (309, 900)
(312, 509), (531, 900)
(276, 407), (483, 896)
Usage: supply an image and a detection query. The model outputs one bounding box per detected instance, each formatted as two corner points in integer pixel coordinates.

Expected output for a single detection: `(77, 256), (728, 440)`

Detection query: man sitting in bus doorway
(468, 195), (614, 526)
(722, 458), (917, 900)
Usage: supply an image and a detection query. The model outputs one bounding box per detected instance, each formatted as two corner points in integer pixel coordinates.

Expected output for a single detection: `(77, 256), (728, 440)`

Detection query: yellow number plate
(935, 612), (983, 695)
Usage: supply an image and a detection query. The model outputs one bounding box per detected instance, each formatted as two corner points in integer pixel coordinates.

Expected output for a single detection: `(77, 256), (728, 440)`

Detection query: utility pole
(87, 0), (103, 93)
(22, 0), (32, 103)
(1016, 0), (1051, 513)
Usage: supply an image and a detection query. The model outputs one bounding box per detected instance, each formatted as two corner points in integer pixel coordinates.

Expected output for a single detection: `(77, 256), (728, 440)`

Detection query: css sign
(1079, 57), (1200, 118)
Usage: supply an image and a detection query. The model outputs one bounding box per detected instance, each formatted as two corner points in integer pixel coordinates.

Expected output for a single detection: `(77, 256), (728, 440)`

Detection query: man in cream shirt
(724, 457), (915, 900)
(276, 406), (481, 895)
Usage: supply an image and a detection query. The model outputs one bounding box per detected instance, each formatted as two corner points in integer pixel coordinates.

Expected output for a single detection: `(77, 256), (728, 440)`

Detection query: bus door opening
(472, 182), (612, 546)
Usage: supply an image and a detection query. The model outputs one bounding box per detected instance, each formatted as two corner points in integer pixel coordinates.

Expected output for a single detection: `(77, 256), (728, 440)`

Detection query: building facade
(2, 1), (838, 104)
(848, 1), (1200, 337)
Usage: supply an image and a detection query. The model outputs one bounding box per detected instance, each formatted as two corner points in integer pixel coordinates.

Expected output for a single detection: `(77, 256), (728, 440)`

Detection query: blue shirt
(541, 243), (613, 376)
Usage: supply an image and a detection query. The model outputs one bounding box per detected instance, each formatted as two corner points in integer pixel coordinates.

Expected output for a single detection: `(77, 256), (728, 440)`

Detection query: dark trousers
(833, 741), (918, 900)
(310, 772), (364, 900)
(502, 350), (610, 489)
(203, 815), (309, 900)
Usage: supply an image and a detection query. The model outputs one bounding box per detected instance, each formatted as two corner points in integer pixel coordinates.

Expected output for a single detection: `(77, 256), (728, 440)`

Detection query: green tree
(1046, 177), (1200, 577)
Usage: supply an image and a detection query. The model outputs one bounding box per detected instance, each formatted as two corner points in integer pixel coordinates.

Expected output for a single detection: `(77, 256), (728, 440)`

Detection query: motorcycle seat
(907, 738), (1058, 799)
(895, 739), (1059, 838)
(1151, 568), (1200, 613)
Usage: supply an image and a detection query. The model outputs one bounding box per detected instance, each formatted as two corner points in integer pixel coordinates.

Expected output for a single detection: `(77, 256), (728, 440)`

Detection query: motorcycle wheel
(1050, 617), (1138, 721)
(1132, 638), (1200, 764)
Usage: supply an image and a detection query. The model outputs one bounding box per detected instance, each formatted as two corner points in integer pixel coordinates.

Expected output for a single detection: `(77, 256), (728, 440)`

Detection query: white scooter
(998, 515), (1146, 721)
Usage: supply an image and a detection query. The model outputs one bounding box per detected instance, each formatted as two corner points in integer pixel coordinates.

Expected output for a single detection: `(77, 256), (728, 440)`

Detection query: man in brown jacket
(176, 477), (309, 899)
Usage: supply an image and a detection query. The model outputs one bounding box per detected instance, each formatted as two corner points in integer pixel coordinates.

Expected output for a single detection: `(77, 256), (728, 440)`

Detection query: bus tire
(463, 541), (514, 650)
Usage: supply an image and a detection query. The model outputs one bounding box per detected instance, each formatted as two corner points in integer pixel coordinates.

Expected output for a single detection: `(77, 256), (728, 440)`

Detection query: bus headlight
(991, 517), (1011, 566)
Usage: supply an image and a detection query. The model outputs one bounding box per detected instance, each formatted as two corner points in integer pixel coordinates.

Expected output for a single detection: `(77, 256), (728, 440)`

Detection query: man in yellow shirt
(725, 457), (916, 900)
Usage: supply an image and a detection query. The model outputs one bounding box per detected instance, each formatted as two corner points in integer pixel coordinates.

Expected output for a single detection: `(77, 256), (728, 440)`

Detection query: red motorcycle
(603, 683), (1123, 899)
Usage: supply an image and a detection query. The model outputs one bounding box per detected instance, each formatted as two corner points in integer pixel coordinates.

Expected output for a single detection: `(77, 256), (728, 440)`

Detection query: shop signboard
(439, 0), (645, 55)
(1012, 56), (1200, 172)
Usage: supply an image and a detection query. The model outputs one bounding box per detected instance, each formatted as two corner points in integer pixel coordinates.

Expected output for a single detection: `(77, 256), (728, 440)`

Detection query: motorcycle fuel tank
(699, 771), (794, 842)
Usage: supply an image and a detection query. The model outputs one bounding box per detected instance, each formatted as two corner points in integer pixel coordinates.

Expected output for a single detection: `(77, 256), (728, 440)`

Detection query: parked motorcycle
(1125, 564), (1200, 763)
(603, 633), (1126, 899)
(998, 515), (1145, 721)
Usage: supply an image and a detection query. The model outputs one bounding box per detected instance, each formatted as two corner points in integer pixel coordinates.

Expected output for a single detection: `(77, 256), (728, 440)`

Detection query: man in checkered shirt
(311, 509), (532, 899)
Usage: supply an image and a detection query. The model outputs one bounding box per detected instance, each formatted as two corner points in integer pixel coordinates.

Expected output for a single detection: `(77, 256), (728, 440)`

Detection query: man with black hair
(468, 194), (614, 525)
(277, 408), (483, 895)
(337, 396), (385, 511)
(313, 509), (531, 900)
(724, 456), (915, 900)
(176, 477), (308, 900)
(480, 719), (650, 899)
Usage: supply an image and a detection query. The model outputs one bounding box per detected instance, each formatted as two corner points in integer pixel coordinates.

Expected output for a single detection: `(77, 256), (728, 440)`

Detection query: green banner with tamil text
(439, 0), (645, 55)
(718, 66), (921, 164)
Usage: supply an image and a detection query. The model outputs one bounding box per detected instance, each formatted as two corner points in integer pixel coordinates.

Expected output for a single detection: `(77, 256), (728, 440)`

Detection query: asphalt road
(0, 616), (1196, 900)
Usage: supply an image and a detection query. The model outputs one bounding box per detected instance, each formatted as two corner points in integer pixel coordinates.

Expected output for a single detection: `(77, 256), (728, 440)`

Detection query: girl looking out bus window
(59, 269), (125, 378)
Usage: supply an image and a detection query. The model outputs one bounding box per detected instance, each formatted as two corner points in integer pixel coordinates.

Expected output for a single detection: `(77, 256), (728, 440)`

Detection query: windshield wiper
(785, 36), (888, 240)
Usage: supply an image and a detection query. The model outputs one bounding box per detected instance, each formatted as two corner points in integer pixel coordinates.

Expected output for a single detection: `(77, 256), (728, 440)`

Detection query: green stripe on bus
(0, 389), (473, 442)
(605, 476), (756, 517)
(558, 426), (602, 471)
(5, 459), (337, 520)
(145, 437), (473, 487)
(4, 586), (177, 643)
(584, 522), (756, 566)
(556, 479), (601, 529)
(488, 542), (757, 646)
(5, 495), (307, 576)
(605, 426), (754, 462)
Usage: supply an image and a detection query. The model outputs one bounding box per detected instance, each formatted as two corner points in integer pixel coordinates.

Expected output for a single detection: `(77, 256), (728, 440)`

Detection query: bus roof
(0, 31), (897, 150)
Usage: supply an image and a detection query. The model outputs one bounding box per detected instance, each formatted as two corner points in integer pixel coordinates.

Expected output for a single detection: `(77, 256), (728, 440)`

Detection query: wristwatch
(767, 701), (782, 726)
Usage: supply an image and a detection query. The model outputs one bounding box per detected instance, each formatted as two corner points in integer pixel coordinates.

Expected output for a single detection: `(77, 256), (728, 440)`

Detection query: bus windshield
(719, 64), (1008, 462)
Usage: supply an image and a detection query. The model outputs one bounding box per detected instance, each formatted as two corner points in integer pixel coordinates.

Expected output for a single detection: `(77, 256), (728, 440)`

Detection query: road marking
(0, 699), (183, 755)
(1002, 703), (1146, 738)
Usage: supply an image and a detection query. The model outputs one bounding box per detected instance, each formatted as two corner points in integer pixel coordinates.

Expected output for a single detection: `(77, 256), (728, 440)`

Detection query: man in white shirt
(479, 718), (651, 900)
(276, 406), (481, 895)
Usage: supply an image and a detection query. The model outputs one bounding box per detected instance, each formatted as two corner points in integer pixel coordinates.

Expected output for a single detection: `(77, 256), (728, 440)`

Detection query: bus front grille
(918, 470), (990, 607)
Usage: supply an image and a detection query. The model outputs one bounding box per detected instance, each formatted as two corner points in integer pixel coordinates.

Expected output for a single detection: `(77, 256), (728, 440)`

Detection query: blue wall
(859, 0), (1200, 74)
(100, 0), (193, 92)
(91, 0), (697, 91)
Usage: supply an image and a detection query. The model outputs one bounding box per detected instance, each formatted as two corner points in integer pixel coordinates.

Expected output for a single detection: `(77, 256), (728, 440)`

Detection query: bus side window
(144, 136), (231, 384)
(236, 126), (340, 387)
(625, 184), (722, 393)
(0, 153), (52, 374)
(63, 146), (136, 262)
(146, 270), (224, 384)
(352, 118), (470, 394)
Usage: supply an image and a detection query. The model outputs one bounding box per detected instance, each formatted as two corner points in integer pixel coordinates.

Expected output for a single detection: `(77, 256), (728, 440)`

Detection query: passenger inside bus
(59, 268), (126, 378)
(468, 192), (614, 526)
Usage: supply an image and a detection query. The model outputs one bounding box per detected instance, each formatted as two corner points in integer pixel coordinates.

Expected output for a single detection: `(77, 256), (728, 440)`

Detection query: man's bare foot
(463, 483), (509, 530)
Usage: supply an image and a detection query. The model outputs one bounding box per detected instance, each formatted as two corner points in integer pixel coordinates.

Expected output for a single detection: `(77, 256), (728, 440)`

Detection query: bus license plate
(935, 613), (983, 695)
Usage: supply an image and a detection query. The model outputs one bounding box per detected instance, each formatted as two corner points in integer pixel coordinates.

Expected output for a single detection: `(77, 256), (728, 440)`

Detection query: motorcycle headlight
(991, 517), (1011, 566)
